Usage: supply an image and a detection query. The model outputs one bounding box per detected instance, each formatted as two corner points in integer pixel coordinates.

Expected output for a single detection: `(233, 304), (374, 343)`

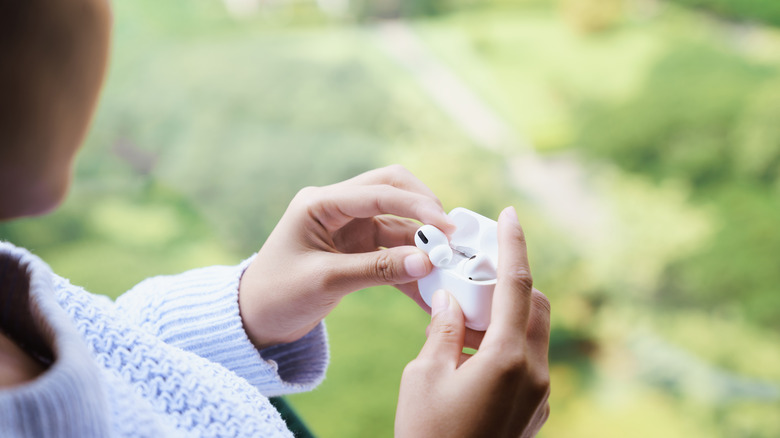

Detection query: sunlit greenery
(2, 0), (778, 436)
(670, 0), (780, 26)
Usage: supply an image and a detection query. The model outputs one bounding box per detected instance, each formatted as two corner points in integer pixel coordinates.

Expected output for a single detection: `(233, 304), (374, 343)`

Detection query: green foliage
(351, 0), (481, 20)
(576, 39), (780, 330)
(579, 44), (775, 189)
(669, 0), (780, 27)
(94, 8), (431, 252)
(5, 0), (780, 436)
(0, 182), (241, 298)
(559, 0), (625, 33)
(661, 185), (780, 329)
(432, 5), (780, 434)
(732, 78), (780, 183)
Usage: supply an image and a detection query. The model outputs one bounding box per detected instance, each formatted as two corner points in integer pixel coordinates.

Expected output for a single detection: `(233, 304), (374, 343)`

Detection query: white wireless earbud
(414, 225), (453, 268)
(458, 253), (497, 281)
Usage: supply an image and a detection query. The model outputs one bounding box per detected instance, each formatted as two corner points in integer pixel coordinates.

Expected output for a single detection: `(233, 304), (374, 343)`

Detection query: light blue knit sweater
(0, 242), (329, 437)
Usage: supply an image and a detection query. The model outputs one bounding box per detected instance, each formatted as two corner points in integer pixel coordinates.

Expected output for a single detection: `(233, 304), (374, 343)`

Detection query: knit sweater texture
(0, 242), (329, 437)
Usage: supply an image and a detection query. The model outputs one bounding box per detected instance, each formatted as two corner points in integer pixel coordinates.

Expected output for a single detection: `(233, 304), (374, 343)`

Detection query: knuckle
(489, 349), (529, 380)
(402, 358), (435, 381)
(295, 185), (318, 199)
(384, 163), (409, 175)
(380, 164), (418, 189)
(530, 372), (551, 400)
(488, 350), (550, 400)
(294, 186), (342, 230)
(532, 289), (551, 315)
(506, 266), (533, 290)
(506, 350), (530, 372)
(369, 252), (399, 283)
(374, 184), (396, 198)
(368, 185), (395, 211)
(292, 186), (320, 207)
(431, 318), (460, 340)
(402, 358), (425, 374)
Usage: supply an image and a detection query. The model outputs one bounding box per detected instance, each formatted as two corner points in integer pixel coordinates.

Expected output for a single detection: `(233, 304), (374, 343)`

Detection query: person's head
(0, 0), (112, 220)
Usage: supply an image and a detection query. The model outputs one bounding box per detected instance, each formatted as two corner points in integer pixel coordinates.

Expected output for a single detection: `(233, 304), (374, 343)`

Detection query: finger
(464, 328), (486, 350)
(342, 164), (442, 206)
(514, 377), (551, 438)
(535, 403), (551, 435)
(519, 401), (551, 438)
(483, 206), (533, 344)
(306, 184), (455, 234)
(424, 322), (484, 342)
(417, 290), (466, 368)
(321, 246), (433, 293)
(458, 351), (473, 367)
(332, 216), (420, 254)
(372, 216), (422, 247)
(418, 297), (485, 350)
(526, 395), (551, 437)
(526, 288), (551, 367)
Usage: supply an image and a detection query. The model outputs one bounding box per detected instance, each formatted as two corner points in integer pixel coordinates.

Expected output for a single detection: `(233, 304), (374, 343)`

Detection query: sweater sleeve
(114, 256), (328, 397)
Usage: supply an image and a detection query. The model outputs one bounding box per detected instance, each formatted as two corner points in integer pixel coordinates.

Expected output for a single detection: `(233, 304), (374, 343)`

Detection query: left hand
(395, 207), (551, 437)
(238, 165), (456, 349)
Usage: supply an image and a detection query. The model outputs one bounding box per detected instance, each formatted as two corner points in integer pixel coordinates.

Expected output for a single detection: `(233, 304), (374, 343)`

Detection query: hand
(395, 207), (551, 438)
(238, 165), (456, 349)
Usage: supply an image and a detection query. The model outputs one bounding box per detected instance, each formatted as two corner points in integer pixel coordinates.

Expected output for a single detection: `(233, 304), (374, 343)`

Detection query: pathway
(371, 20), (608, 242)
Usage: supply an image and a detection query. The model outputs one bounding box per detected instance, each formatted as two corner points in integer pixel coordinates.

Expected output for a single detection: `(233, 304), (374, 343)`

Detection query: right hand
(239, 165), (455, 349)
(395, 206), (551, 437)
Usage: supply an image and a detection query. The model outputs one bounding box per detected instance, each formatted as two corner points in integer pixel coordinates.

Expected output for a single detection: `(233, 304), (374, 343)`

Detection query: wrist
(238, 258), (311, 350)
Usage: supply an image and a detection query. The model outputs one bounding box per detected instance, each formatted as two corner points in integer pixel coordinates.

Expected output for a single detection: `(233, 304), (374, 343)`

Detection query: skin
(0, 0), (112, 219)
(0, 0), (112, 384)
(0, 332), (47, 388)
(396, 207), (551, 437)
(239, 165), (457, 349)
(0, 2), (551, 435)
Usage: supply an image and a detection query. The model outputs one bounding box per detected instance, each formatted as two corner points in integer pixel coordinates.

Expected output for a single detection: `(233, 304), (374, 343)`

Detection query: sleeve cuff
(114, 256), (329, 396)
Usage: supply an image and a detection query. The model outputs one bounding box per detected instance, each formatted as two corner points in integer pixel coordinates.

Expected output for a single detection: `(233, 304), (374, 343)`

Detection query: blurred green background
(3, 0), (780, 435)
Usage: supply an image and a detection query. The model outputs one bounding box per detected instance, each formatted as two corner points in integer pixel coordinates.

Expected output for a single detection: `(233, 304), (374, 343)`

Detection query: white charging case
(417, 208), (498, 331)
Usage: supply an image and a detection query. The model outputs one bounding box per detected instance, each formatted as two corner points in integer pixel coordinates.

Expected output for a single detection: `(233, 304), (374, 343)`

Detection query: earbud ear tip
(428, 245), (453, 268)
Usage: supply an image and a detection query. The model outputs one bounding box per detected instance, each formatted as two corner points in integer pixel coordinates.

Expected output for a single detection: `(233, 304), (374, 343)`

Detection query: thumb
(418, 290), (466, 368)
(325, 247), (433, 293)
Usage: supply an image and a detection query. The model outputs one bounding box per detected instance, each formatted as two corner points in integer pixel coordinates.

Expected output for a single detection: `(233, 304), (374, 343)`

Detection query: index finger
(305, 184), (454, 234)
(485, 206), (533, 337)
(341, 165), (442, 206)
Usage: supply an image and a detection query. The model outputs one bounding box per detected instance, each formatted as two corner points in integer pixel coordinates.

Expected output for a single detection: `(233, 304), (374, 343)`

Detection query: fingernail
(431, 289), (449, 317)
(404, 253), (429, 278)
(440, 212), (457, 234)
(502, 206), (518, 222)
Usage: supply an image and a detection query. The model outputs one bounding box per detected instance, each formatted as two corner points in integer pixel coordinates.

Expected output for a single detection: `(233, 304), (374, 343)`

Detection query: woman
(0, 0), (551, 436)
